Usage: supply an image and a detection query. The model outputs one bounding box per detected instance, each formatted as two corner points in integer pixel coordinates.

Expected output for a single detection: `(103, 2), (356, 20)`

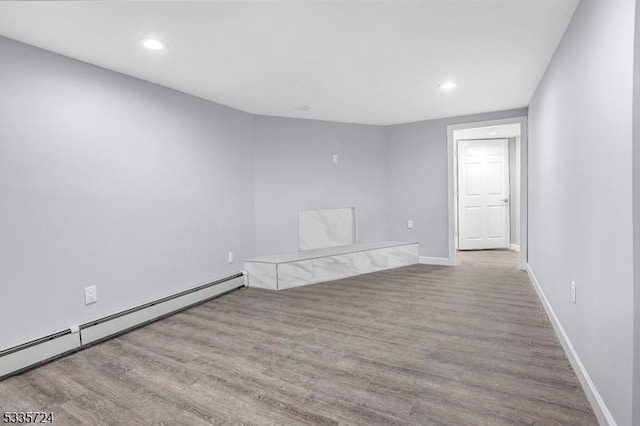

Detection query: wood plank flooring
(0, 250), (597, 425)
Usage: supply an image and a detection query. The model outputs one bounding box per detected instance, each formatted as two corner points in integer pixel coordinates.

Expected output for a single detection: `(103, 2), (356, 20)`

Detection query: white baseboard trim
(526, 264), (616, 426)
(510, 244), (520, 252)
(419, 256), (453, 265)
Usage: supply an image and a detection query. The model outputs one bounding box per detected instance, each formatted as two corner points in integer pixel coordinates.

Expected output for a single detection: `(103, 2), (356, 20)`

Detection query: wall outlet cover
(84, 285), (97, 305)
(570, 281), (576, 304)
(407, 220), (414, 229)
(228, 252), (234, 264)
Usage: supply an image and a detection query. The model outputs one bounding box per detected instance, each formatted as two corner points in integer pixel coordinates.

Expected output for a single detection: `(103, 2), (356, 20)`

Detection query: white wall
(0, 37), (255, 351)
(384, 108), (527, 259)
(528, 0), (635, 424)
(253, 116), (387, 256)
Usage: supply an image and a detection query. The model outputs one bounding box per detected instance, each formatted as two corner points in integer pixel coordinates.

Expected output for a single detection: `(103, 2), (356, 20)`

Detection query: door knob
(502, 198), (509, 203)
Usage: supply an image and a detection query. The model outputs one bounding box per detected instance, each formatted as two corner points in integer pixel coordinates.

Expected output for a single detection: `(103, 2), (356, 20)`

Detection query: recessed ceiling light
(439, 81), (457, 90)
(141, 38), (167, 50)
(295, 105), (312, 112)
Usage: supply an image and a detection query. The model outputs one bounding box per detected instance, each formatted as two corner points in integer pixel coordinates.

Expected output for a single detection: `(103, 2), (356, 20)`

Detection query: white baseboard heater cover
(0, 331), (81, 379)
(0, 273), (244, 380)
(80, 274), (244, 345)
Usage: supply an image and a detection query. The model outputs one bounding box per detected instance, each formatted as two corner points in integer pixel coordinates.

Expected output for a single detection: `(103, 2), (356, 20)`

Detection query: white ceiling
(455, 123), (521, 140)
(0, 1), (579, 126)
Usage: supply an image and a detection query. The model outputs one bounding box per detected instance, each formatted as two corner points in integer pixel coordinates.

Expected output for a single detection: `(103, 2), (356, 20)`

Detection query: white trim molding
(510, 244), (520, 252)
(419, 256), (454, 266)
(527, 264), (617, 426)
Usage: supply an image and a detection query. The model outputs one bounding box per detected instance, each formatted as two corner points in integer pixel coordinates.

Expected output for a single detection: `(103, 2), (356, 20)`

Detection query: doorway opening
(447, 117), (528, 270)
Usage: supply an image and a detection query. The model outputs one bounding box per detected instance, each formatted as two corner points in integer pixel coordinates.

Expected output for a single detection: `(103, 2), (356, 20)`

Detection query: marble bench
(244, 241), (419, 290)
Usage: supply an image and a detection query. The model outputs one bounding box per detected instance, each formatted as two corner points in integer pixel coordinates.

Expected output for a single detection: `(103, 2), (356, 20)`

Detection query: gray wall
(634, 1), (640, 423)
(0, 34), (527, 353)
(528, 0), (635, 424)
(384, 108), (527, 258)
(253, 116), (387, 256)
(0, 37), (255, 350)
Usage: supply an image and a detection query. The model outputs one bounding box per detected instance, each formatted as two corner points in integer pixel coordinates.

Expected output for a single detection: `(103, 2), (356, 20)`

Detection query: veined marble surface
(245, 242), (419, 291)
(298, 207), (354, 251)
(278, 244), (419, 290)
(244, 262), (277, 290)
(388, 244), (421, 268)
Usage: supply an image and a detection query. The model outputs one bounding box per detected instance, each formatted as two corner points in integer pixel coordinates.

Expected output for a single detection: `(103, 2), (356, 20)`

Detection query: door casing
(446, 116), (528, 270)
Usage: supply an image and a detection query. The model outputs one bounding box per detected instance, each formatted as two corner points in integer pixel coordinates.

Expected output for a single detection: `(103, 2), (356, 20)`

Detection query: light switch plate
(228, 252), (234, 264)
(407, 220), (414, 229)
(332, 154), (339, 164)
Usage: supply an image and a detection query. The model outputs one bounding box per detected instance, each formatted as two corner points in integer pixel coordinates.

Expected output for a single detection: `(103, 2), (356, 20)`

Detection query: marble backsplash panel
(298, 207), (355, 251)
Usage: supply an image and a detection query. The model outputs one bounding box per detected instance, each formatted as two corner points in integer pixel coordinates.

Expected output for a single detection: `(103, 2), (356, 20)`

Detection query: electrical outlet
(84, 285), (97, 305)
(570, 281), (576, 304)
(332, 154), (339, 164)
(228, 251), (234, 264)
(407, 220), (414, 229)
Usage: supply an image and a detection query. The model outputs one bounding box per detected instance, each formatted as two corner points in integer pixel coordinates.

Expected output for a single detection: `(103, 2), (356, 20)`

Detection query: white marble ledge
(245, 242), (419, 291)
(244, 262), (277, 290)
(277, 244), (419, 290)
(245, 241), (419, 265)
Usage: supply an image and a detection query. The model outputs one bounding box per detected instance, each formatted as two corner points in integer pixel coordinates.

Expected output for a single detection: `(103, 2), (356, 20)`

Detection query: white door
(457, 139), (510, 250)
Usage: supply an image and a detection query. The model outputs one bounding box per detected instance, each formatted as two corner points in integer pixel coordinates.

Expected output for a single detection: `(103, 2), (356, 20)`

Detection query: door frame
(447, 116), (528, 270)
(456, 138), (511, 251)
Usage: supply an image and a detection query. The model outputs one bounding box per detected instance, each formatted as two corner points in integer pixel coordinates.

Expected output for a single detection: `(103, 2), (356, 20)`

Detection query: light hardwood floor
(0, 250), (597, 425)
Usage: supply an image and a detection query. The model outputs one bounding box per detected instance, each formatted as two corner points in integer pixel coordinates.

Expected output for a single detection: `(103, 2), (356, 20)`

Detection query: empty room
(1, 0), (639, 425)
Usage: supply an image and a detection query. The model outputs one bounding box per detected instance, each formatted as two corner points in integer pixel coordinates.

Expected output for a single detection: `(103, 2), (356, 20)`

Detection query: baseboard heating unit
(0, 272), (245, 380)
